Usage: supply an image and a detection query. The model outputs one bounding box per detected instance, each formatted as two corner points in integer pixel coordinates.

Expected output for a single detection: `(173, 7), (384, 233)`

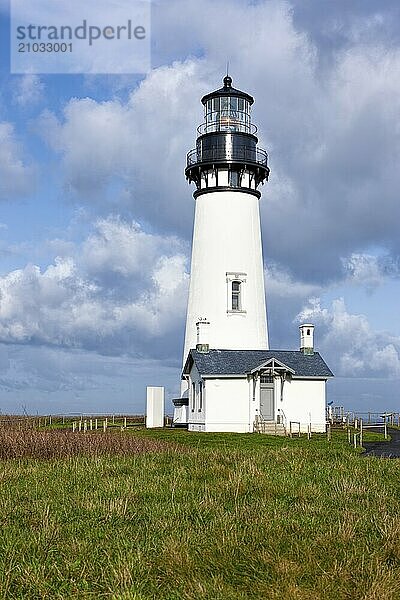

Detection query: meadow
(0, 424), (399, 599)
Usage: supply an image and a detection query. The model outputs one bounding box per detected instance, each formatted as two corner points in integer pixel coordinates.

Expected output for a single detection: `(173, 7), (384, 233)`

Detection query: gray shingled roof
(184, 349), (334, 378)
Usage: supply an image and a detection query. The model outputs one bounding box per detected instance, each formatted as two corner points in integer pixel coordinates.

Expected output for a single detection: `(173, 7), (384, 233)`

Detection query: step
(254, 421), (286, 436)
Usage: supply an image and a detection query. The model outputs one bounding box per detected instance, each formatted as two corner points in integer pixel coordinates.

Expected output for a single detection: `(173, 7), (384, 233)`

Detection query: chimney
(196, 318), (210, 353)
(299, 324), (314, 355)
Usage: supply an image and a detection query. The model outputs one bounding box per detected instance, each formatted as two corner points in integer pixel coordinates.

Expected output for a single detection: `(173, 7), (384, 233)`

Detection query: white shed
(181, 348), (333, 434)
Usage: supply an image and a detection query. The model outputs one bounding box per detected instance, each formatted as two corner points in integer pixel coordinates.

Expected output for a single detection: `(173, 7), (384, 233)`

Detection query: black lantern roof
(201, 76), (254, 106)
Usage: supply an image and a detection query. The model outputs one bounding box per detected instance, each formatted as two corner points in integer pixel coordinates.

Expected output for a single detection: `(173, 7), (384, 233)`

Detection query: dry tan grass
(0, 428), (179, 459)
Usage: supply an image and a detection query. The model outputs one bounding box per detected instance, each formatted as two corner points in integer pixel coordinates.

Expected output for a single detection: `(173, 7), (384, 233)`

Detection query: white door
(260, 387), (274, 420)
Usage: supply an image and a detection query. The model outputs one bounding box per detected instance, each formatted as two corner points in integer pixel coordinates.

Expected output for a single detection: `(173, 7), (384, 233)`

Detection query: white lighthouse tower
(183, 76), (270, 365)
(171, 76), (333, 432)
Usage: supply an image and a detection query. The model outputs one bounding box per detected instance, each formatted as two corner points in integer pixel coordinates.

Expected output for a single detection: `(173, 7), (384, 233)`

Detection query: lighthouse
(183, 76), (270, 365)
(170, 76), (333, 433)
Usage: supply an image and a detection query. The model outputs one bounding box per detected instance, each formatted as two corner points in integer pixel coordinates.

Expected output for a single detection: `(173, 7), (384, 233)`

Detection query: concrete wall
(146, 386), (164, 428)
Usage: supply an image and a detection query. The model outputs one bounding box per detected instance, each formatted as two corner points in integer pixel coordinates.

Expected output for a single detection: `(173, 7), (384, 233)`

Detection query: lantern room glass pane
(203, 94), (252, 133)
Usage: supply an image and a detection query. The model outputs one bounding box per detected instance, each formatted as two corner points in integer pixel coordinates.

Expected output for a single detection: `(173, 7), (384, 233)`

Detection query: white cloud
(296, 297), (400, 378)
(0, 122), (35, 200)
(0, 217), (189, 357)
(82, 216), (184, 278)
(37, 60), (206, 232)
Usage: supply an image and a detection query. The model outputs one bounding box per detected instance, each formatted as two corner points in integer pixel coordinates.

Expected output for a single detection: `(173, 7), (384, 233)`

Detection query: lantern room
(185, 76), (269, 196)
(200, 75), (254, 135)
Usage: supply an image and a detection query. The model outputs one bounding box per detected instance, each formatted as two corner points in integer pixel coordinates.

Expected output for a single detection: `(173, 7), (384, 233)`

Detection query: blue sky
(0, 0), (399, 415)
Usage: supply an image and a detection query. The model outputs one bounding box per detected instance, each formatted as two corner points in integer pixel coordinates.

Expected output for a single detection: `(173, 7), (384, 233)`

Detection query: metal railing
(328, 410), (400, 427)
(186, 145), (268, 168)
(277, 408), (287, 430)
(349, 419), (388, 449)
(289, 421), (301, 437)
(197, 121), (257, 135)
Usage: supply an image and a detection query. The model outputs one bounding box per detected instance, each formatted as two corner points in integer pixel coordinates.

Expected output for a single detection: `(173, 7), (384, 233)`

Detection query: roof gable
(249, 357), (295, 375)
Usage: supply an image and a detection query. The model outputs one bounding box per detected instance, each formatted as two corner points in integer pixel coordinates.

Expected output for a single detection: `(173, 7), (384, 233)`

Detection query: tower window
(232, 280), (241, 311)
(226, 272), (247, 313)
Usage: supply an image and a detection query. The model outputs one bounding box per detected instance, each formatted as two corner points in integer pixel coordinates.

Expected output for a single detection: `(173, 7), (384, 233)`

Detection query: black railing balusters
(186, 146), (268, 168)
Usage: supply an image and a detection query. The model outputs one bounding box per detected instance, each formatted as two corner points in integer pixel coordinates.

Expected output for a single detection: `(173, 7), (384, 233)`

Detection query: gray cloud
(0, 344), (180, 415)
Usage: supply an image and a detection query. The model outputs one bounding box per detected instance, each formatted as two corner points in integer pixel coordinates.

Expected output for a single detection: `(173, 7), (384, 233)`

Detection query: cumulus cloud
(0, 122), (35, 200)
(296, 297), (400, 378)
(0, 217), (189, 359)
(37, 60), (207, 232)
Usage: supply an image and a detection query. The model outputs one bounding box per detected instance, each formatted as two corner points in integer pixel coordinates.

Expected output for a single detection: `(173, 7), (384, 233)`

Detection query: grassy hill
(0, 428), (399, 599)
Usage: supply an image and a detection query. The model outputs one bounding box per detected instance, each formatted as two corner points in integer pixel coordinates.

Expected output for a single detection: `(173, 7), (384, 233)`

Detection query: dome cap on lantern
(201, 76), (254, 106)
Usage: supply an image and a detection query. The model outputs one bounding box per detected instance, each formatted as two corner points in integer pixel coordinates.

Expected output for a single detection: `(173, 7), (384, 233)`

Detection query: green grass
(0, 429), (399, 599)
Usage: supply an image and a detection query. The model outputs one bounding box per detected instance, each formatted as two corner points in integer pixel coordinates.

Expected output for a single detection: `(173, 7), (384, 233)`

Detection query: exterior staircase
(254, 418), (286, 436)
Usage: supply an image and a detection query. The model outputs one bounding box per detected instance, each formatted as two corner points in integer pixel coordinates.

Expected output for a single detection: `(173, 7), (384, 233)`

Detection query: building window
(191, 382), (196, 412)
(198, 381), (203, 412)
(226, 272), (247, 313)
(232, 280), (241, 311)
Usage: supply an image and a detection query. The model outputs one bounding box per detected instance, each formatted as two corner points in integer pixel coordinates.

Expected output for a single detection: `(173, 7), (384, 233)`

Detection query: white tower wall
(183, 188), (268, 361)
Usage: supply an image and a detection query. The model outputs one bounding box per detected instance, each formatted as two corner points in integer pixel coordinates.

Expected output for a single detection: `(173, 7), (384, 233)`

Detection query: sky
(0, 0), (399, 416)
